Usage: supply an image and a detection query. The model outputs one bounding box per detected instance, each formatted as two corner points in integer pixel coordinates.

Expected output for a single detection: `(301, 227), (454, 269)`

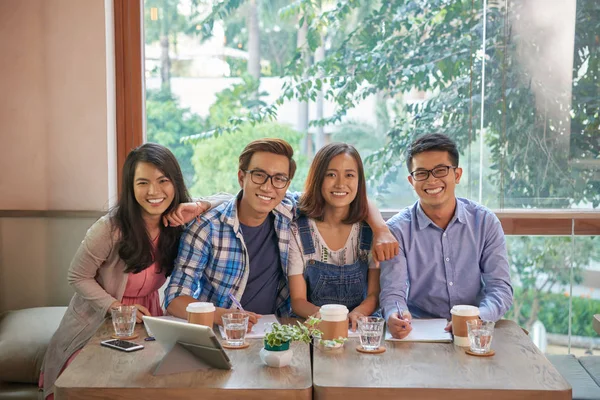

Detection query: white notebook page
(385, 318), (452, 342)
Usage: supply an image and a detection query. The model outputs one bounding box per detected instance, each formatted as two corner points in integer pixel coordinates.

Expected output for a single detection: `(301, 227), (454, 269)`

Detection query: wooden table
(313, 320), (571, 400)
(54, 319), (312, 400)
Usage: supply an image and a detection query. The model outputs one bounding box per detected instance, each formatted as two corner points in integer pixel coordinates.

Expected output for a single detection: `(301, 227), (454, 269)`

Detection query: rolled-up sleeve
(164, 219), (212, 309)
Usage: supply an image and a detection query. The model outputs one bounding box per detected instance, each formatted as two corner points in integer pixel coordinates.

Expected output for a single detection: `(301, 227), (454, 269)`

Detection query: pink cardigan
(42, 194), (232, 398)
(42, 215), (131, 398)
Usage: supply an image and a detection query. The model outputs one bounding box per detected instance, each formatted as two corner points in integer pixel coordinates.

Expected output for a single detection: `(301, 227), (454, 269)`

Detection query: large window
(132, 0), (600, 355)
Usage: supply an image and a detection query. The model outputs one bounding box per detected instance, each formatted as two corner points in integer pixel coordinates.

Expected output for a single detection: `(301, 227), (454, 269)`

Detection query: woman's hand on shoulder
(163, 201), (210, 227)
(372, 227), (399, 266)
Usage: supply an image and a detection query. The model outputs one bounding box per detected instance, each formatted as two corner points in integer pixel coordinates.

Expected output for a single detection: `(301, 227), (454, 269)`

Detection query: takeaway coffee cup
(186, 302), (215, 327)
(319, 304), (349, 340)
(450, 305), (480, 346)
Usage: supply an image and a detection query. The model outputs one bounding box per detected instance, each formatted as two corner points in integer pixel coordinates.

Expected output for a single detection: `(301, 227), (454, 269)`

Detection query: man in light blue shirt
(380, 133), (513, 339)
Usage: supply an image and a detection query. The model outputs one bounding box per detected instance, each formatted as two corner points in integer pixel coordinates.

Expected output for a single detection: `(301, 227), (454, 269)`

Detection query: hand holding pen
(228, 293), (246, 312)
(388, 301), (413, 339)
(395, 301), (412, 327)
(227, 293), (261, 331)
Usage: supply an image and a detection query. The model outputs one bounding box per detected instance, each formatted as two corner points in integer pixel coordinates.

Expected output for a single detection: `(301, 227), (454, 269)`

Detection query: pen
(395, 301), (405, 320)
(395, 301), (411, 326)
(144, 336), (155, 341)
(228, 293), (245, 312)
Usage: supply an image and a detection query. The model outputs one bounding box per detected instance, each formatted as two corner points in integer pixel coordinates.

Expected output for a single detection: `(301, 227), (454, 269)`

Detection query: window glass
(143, 0), (600, 354)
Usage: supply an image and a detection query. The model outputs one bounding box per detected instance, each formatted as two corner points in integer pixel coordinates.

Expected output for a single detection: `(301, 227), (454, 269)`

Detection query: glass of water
(221, 312), (249, 346)
(111, 305), (137, 337)
(357, 316), (385, 351)
(466, 319), (495, 354)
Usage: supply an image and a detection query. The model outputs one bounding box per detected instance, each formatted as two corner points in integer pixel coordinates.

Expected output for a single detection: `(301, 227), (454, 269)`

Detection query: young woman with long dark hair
(41, 143), (211, 399)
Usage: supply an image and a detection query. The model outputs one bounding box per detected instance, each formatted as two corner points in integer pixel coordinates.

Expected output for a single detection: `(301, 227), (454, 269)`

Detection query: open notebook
(385, 318), (452, 342)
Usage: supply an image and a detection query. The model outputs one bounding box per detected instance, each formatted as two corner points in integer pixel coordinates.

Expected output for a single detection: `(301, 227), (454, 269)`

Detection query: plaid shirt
(165, 192), (298, 317)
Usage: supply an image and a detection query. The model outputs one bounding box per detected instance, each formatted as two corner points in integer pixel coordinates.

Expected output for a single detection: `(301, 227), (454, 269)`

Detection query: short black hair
(406, 133), (459, 171)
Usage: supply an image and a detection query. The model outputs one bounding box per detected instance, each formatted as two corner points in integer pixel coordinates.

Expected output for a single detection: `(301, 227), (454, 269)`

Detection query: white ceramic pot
(259, 347), (294, 368)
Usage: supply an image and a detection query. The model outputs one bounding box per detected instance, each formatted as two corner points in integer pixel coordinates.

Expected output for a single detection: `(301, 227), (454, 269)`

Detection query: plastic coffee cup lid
(319, 304), (349, 321)
(450, 305), (480, 316)
(186, 302), (215, 313)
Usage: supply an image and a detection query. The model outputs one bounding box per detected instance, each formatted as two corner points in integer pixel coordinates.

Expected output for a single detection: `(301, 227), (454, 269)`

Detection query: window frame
(113, 0), (600, 235)
(114, 0), (144, 192)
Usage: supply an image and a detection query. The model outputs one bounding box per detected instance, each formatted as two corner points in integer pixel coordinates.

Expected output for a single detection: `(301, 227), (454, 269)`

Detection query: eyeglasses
(410, 165), (457, 181)
(244, 169), (290, 189)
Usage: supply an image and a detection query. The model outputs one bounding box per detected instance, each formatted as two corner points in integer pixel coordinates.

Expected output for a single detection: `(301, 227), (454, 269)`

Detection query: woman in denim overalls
(288, 143), (380, 330)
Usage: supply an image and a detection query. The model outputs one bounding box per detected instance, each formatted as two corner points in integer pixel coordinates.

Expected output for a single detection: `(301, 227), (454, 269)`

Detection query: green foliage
(200, 0), (599, 209)
(187, 74), (308, 197)
(144, 0), (205, 90)
(507, 288), (600, 337)
(145, 88), (205, 188)
(144, 0), (198, 43)
(506, 236), (600, 329)
(182, 74), (275, 142)
(208, 74), (268, 126)
(264, 317), (323, 348)
(222, 0), (299, 76)
(189, 122), (309, 196)
(332, 121), (386, 156)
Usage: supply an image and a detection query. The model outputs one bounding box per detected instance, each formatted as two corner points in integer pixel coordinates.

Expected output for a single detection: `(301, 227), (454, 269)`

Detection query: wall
(0, 0), (115, 312)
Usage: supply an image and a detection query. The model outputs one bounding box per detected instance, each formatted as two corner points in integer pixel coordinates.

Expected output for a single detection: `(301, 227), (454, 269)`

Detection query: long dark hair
(112, 143), (191, 276)
(299, 142), (368, 224)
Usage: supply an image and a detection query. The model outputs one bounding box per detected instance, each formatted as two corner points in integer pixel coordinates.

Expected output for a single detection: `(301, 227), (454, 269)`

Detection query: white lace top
(288, 218), (375, 276)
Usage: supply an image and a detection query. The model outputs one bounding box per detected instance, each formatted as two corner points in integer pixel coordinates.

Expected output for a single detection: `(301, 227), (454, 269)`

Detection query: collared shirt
(165, 191), (298, 317)
(380, 198), (513, 322)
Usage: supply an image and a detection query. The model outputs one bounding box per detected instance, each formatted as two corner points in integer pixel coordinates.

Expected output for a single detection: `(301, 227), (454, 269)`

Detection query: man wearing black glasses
(165, 138), (398, 329)
(380, 133), (513, 339)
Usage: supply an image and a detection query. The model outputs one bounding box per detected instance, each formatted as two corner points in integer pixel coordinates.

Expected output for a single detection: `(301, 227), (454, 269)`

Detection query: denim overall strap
(359, 222), (373, 251)
(304, 257), (369, 310)
(296, 215), (316, 255)
(302, 221), (371, 311)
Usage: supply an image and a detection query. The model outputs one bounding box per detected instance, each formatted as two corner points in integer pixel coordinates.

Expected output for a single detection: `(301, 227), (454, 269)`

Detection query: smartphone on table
(100, 339), (144, 352)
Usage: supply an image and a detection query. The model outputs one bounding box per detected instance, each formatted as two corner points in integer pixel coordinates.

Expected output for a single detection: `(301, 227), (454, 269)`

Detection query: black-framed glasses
(244, 169), (290, 189)
(410, 165), (457, 181)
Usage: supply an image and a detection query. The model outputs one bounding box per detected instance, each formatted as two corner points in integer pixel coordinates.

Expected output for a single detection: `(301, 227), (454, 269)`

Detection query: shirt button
(445, 257), (450, 262)
(443, 233), (447, 237)
(449, 282), (454, 286)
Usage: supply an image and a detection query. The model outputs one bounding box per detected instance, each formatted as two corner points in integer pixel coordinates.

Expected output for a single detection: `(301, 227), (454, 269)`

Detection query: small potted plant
(260, 317), (322, 368)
